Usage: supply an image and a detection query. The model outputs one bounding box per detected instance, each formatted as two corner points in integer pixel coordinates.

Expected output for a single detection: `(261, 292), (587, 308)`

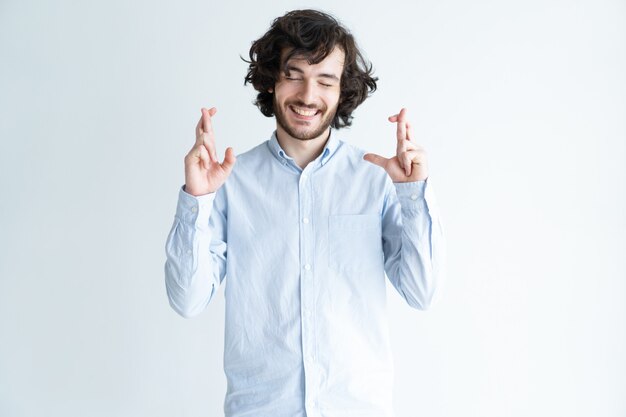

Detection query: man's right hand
(184, 107), (236, 196)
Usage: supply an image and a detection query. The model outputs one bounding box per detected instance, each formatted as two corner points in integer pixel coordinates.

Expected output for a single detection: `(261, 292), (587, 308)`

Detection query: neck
(275, 126), (330, 169)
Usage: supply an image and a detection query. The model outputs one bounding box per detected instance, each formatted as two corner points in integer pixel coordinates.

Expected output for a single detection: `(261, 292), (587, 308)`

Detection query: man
(165, 9), (445, 417)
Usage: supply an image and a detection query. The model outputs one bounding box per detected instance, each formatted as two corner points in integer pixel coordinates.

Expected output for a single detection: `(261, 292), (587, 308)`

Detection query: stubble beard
(274, 98), (338, 141)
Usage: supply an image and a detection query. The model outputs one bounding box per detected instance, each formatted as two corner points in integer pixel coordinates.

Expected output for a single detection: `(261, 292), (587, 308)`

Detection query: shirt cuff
(393, 178), (440, 218)
(393, 179), (427, 210)
(175, 185), (217, 228)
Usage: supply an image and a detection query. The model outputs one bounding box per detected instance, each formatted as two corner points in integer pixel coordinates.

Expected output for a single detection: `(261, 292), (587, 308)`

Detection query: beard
(274, 97), (338, 141)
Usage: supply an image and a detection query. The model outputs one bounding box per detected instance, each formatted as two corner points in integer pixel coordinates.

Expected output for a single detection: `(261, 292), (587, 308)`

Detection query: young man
(165, 9), (445, 417)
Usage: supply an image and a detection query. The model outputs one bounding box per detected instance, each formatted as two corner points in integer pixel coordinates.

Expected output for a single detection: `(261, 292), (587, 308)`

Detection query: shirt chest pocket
(328, 214), (384, 274)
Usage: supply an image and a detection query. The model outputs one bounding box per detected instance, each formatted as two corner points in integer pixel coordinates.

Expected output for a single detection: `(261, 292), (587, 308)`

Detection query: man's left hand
(363, 108), (429, 182)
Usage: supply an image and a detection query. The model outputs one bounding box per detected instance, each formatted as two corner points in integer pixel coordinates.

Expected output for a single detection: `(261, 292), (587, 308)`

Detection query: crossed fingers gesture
(363, 108), (429, 182)
(183, 107), (236, 196)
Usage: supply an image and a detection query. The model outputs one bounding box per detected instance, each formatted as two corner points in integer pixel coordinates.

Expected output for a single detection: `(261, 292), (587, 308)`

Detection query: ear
(268, 87), (274, 93)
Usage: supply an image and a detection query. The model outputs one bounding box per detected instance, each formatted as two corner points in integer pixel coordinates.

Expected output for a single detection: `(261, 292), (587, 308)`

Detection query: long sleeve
(164, 185), (228, 318)
(163, 132), (442, 414)
(381, 177), (446, 310)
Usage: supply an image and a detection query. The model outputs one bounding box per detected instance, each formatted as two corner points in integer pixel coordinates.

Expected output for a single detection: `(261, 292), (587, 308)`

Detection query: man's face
(272, 47), (344, 141)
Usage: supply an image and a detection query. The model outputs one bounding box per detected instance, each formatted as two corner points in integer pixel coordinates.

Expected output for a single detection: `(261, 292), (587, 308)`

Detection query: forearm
(383, 179), (446, 309)
(164, 186), (226, 318)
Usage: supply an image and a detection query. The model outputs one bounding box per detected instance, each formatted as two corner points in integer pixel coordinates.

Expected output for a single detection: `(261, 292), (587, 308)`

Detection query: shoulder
(233, 140), (268, 163)
(216, 139), (270, 197)
(334, 138), (391, 190)
(227, 139), (273, 177)
(338, 139), (384, 172)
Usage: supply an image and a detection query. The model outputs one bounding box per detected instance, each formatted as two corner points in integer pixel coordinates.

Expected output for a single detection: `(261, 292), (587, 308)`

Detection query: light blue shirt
(164, 130), (445, 417)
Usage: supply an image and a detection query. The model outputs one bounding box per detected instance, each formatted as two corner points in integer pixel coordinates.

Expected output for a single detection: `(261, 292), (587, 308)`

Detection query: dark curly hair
(243, 9), (378, 129)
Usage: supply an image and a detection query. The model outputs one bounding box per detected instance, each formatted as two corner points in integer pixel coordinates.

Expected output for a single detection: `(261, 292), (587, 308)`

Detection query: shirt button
(410, 194), (418, 200)
(191, 206), (197, 212)
(304, 264), (311, 271)
(186, 249), (192, 255)
(302, 217), (309, 224)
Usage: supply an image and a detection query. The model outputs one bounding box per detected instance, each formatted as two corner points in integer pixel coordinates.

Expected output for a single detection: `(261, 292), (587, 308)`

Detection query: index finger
(195, 116), (204, 144)
(196, 107), (218, 162)
(195, 107), (217, 140)
(396, 108), (407, 142)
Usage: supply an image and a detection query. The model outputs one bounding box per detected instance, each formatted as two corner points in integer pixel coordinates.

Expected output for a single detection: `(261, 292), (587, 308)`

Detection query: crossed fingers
(388, 108), (423, 177)
(196, 107), (218, 163)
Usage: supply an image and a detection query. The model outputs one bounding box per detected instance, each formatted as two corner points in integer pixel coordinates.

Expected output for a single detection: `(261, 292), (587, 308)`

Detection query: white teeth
(291, 106), (317, 117)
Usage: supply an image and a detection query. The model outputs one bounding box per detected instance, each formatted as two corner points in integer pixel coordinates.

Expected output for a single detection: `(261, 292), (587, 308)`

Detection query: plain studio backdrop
(1, 0), (625, 416)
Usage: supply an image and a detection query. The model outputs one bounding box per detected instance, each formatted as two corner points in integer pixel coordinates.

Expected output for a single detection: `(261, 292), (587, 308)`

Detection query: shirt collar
(267, 129), (340, 167)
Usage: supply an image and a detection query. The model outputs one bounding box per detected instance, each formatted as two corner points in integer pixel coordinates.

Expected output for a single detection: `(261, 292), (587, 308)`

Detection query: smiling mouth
(290, 105), (320, 118)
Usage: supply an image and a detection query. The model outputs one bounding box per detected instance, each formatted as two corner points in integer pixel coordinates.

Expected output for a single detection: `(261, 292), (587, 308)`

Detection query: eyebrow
(284, 65), (340, 82)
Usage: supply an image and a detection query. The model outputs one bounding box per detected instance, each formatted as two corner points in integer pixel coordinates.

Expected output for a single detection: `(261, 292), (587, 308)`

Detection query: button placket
(298, 169), (317, 408)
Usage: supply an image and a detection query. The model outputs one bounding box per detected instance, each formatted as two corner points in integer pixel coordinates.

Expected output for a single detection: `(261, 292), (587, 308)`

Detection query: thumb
(363, 153), (387, 168)
(221, 147), (237, 173)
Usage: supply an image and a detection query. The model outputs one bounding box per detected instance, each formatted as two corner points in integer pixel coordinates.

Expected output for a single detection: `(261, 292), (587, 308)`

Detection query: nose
(297, 79), (317, 106)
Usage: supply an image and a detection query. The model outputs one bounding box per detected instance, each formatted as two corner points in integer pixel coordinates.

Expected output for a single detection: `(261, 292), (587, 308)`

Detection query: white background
(1, 0), (625, 416)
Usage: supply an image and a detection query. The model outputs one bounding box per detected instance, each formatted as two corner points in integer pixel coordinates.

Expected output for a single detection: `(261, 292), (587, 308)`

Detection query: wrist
(183, 184), (216, 197)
